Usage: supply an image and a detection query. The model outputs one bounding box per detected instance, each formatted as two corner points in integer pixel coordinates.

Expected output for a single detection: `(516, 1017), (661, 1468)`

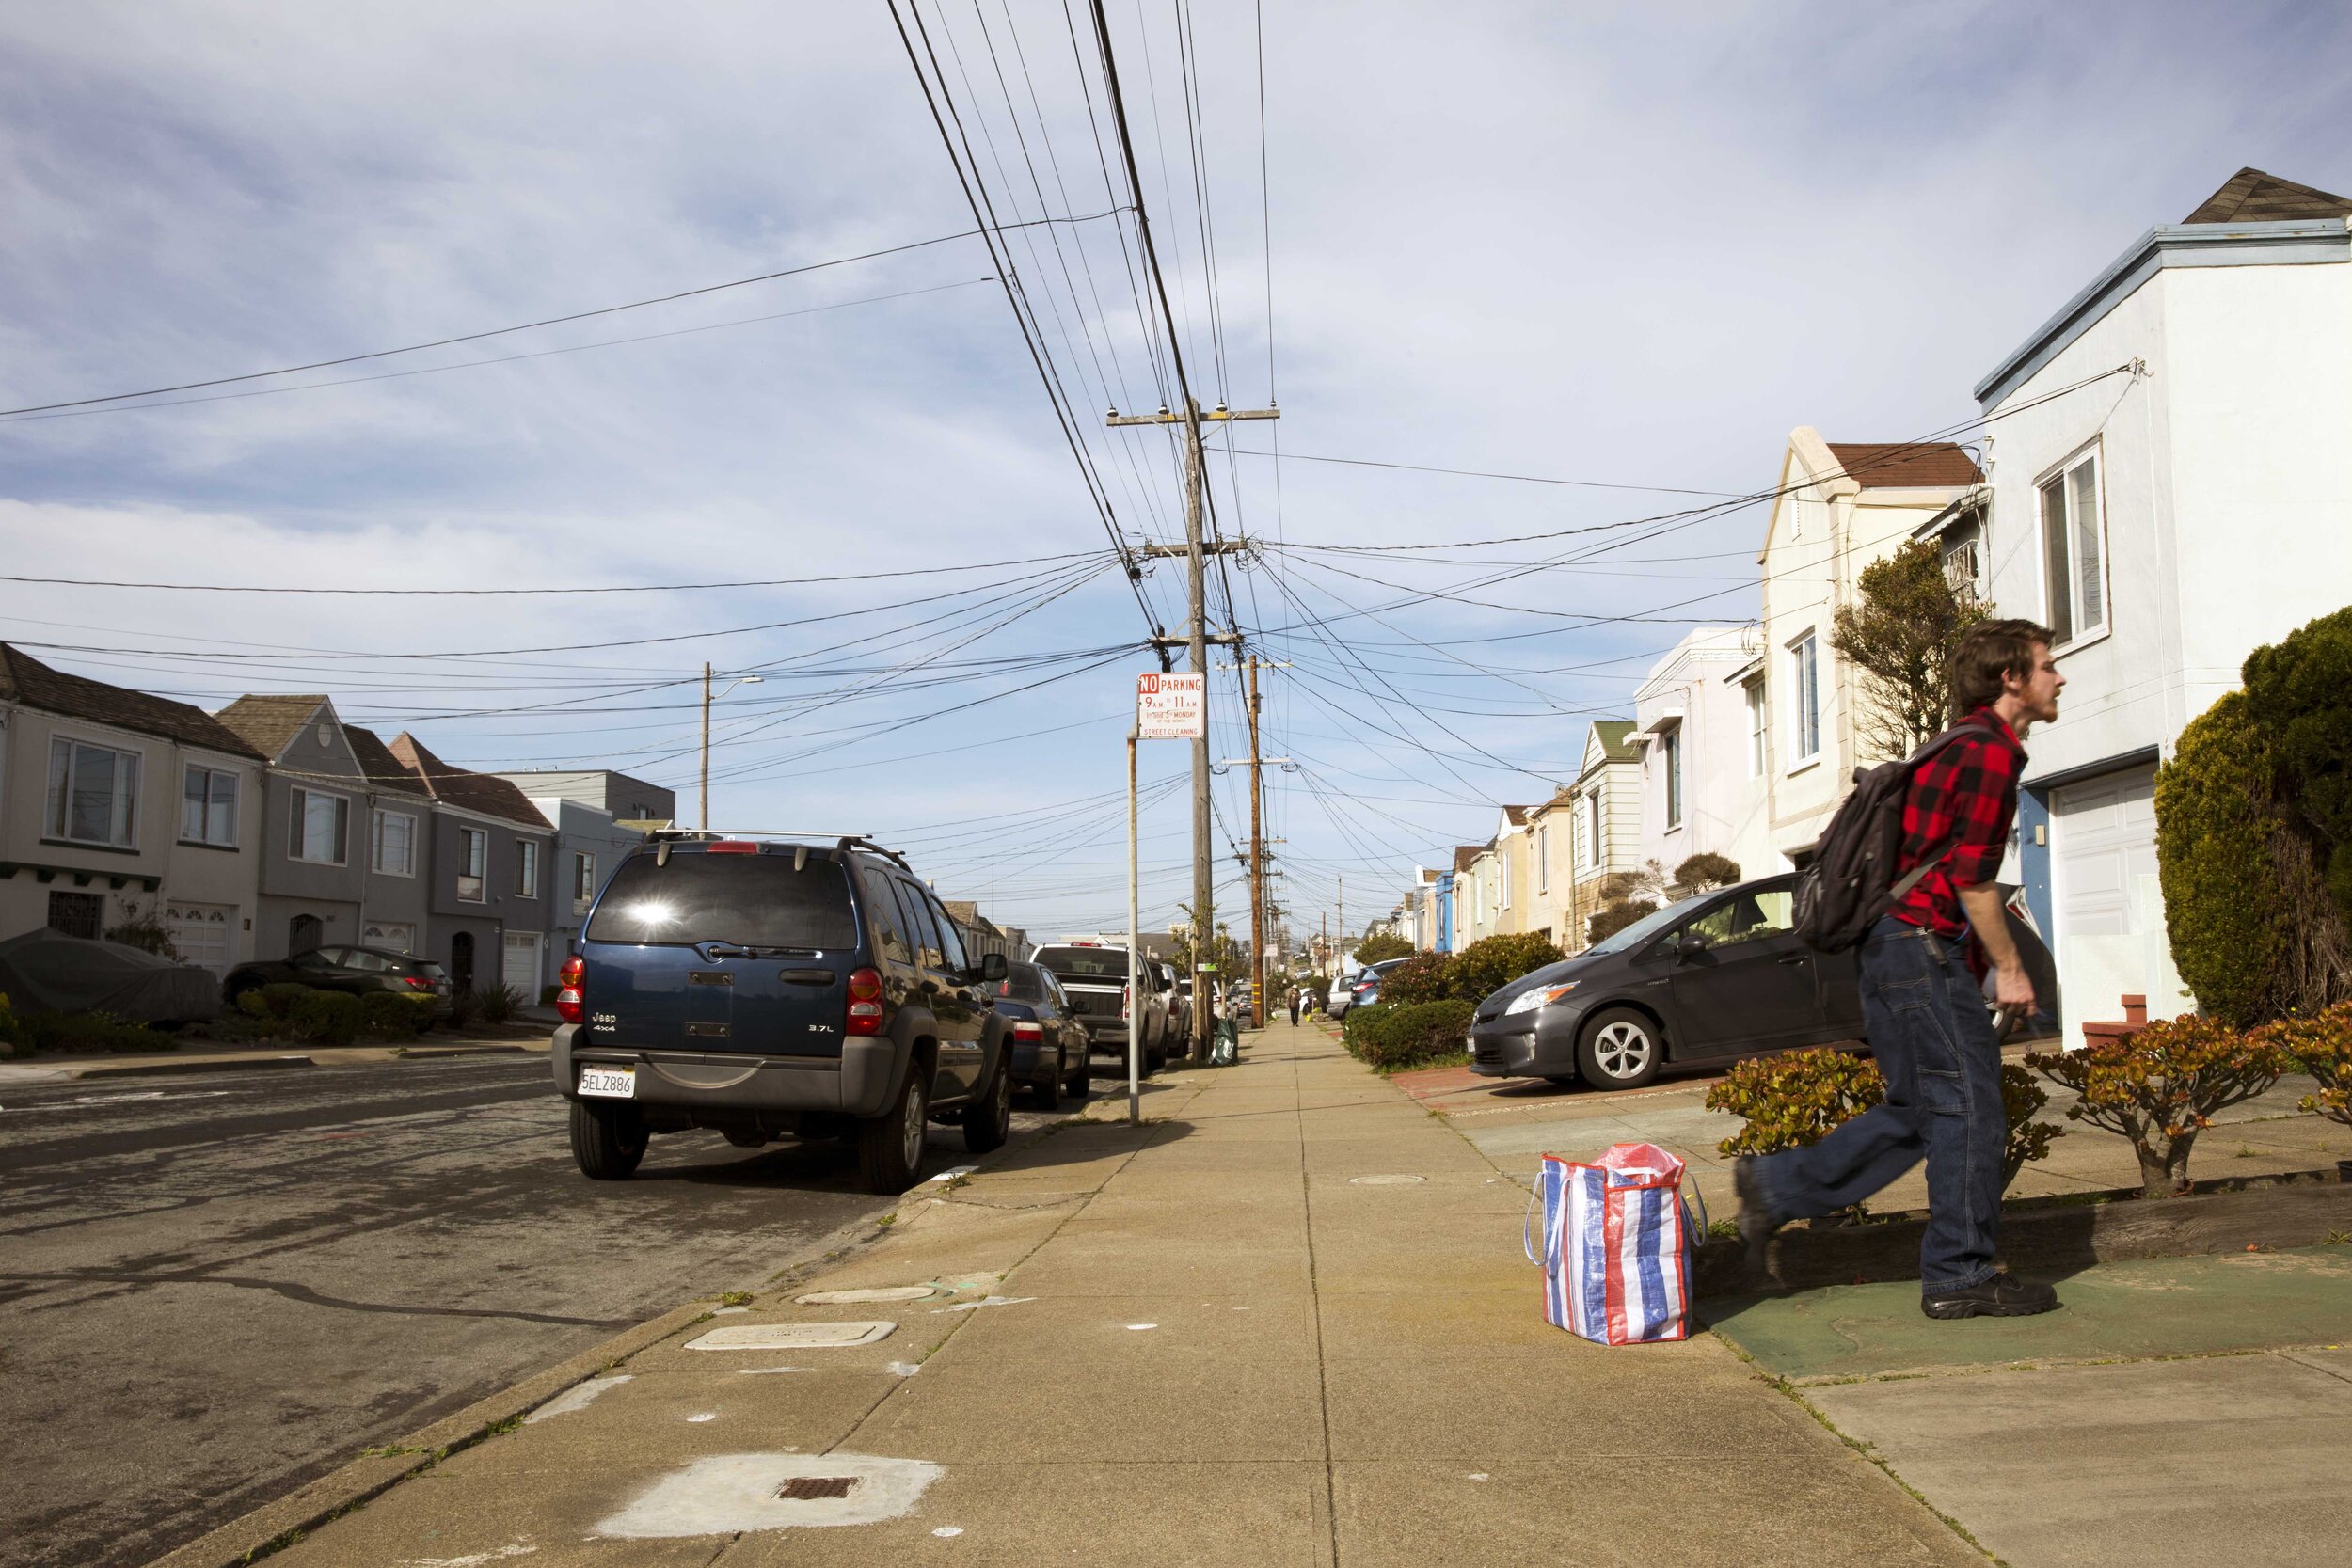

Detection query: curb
(397, 1043), (532, 1060)
(63, 1053), (318, 1079)
(145, 1298), (714, 1568)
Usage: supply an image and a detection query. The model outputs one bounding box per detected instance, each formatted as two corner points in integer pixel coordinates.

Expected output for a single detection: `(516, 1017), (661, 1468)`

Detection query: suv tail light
(1120, 983), (1131, 1022)
(846, 967), (885, 1036)
(403, 975), (432, 991)
(556, 955), (584, 1024)
(1010, 1021), (1043, 1043)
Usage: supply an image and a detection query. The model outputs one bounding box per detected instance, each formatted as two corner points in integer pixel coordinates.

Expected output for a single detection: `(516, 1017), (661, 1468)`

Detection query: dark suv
(553, 833), (1010, 1193)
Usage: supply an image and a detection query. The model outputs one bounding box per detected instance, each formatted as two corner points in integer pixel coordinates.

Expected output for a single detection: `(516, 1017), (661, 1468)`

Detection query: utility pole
(1110, 398), (1277, 1059)
(699, 662), (712, 831)
(1246, 655), (1265, 1030)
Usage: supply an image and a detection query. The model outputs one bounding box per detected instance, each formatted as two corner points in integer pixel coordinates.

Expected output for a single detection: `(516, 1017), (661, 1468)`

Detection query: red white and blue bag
(1522, 1143), (1700, 1345)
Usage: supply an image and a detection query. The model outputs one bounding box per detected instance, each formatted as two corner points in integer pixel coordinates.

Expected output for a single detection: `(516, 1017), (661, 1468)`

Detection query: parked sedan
(1467, 875), (2058, 1091)
(223, 944), (453, 1019)
(1346, 958), (1409, 1011)
(988, 960), (1093, 1109)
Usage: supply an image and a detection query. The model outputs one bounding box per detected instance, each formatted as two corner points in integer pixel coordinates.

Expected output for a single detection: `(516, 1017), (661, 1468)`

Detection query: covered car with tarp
(0, 928), (220, 1024)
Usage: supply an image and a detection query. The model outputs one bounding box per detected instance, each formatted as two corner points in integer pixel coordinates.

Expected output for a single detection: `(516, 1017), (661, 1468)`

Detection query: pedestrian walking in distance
(1736, 619), (2067, 1320)
(1288, 986), (1301, 1026)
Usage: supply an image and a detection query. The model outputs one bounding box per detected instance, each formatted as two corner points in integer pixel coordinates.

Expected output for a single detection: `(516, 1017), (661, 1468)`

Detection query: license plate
(577, 1066), (636, 1099)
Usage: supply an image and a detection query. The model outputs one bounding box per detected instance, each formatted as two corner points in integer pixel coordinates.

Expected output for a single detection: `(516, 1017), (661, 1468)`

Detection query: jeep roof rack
(632, 829), (914, 874)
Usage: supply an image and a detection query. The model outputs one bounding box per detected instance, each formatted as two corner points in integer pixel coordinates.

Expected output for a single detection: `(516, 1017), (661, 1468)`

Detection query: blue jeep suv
(554, 832), (1011, 1193)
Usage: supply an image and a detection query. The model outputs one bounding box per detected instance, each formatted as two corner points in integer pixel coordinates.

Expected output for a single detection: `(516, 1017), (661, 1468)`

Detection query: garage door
(501, 931), (542, 997)
(165, 901), (237, 977)
(362, 921), (417, 956)
(2052, 764), (2159, 940)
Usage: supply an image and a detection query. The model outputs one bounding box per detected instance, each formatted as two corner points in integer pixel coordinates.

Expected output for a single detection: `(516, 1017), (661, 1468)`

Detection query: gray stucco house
(388, 735), (557, 998)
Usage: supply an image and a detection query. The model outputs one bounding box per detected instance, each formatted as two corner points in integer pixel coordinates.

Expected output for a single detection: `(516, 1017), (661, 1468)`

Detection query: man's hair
(1950, 618), (2054, 718)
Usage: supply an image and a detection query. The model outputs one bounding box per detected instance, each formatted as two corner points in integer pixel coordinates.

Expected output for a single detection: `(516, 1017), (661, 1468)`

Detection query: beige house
(1735, 433), (1984, 875)
(0, 643), (267, 975)
(1558, 720), (1642, 951)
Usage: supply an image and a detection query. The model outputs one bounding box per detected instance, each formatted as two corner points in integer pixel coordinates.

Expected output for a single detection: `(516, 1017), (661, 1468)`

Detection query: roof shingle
(1824, 442), (1984, 491)
(213, 694), (331, 761)
(2, 643), (264, 758)
(343, 725), (429, 798)
(2184, 167), (2352, 225)
(387, 733), (552, 830)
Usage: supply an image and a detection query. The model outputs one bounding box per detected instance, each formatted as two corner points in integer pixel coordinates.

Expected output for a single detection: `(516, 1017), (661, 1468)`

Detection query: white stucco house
(1633, 626), (1769, 886)
(1927, 166), (2352, 1046)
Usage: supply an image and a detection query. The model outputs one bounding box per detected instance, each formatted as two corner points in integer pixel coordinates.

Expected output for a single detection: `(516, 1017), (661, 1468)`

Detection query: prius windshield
(1586, 893), (1711, 956)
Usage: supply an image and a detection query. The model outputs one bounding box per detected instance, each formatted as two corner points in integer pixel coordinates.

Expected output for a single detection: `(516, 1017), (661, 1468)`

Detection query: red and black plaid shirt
(1889, 708), (2026, 940)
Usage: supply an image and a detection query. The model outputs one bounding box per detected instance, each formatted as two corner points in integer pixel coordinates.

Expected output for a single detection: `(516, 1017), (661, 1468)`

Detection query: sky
(3, 1), (2348, 949)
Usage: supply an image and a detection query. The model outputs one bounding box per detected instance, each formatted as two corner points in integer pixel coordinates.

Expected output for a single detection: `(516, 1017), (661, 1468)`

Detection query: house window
(1536, 825), (1549, 894)
(45, 737), (141, 848)
(1501, 847), (1511, 910)
(2039, 450), (2106, 644)
(572, 850), (597, 907)
(1744, 677), (1767, 777)
(1789, 634), (1820, 764)
(515, 839), (540, 898)
(1941, 516), (1985, 603)
(372, 809), (416, 877)
(48, 890), (104, 939)
(288, 788), (349, 864)
(458, 828), (487, 902)
(1583, 791), (1601, 869)
(181, 765), (239, 847)
(1663, 727), (1683, 830)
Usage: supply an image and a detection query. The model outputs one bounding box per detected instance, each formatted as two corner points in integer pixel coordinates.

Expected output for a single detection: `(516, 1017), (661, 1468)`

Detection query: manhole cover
(779, 1477), (858, 1500)
(796, 1286), (936, 1305)
(1348, 1174), (1427, 1186)
(686, 1322), (896, 1352)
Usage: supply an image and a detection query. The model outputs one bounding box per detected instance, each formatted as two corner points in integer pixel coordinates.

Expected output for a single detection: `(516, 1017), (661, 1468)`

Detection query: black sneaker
(1921, 1272), (2060, 1320)
(1731, 1157), (1782, 1269)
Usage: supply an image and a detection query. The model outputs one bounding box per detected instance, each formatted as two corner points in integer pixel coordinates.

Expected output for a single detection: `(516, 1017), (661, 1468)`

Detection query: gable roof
(214, 694), (331, 762)
(387, 733), (551, 830)
(942, 899), (1000, 937)
(2185, 166), (2352, 225)
(342, 724), (429, 799)
(2, 643), (263, 758)
(1501, 804), (1532, 828)
(1824, 442), (1984, 490)
(1453, 843), (1488, 874)
(1590, 720), (1639, 763)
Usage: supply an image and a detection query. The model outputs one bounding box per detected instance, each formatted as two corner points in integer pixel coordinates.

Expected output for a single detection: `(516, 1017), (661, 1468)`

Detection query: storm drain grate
(778, 1477), (859, 1501)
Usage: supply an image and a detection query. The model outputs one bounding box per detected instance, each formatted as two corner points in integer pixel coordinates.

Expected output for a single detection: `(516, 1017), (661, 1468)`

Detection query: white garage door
(362, 921), (417, 956)
(2052, 764), (2159, 940)
(165, 901), (237, 977)
(501, 931), (542, 997)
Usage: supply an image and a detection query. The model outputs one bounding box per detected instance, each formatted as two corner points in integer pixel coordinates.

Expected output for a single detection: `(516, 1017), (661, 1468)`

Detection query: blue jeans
(1756, 916), (2006, 1294)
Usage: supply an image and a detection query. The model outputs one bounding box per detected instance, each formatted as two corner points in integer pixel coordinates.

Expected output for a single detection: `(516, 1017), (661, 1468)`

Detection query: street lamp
(700, 663), (765, 829)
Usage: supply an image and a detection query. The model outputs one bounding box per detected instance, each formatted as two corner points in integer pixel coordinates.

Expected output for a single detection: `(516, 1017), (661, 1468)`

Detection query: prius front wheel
(1577, 1008), (1662, 1091)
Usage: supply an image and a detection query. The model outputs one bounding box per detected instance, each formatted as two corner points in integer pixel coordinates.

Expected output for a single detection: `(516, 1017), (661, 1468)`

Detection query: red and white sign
(1136, 672), (1205, 740)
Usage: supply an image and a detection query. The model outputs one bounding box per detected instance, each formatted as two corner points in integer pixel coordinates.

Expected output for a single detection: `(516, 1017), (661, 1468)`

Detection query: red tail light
(846, 967), (885, 1036)
(1010, 1021), (1043, 1042)
(556, 955), (584, 1024)
(1120, 983), (1131, 1022)
(404, 975), (431, 991)
(706, 841), (761, 854)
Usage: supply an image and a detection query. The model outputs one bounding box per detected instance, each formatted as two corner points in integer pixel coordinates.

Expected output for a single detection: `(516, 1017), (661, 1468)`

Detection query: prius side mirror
(1674, 930), (1711, 960)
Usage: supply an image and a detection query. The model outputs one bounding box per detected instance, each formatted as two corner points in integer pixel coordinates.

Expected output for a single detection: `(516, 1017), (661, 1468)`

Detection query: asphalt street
(0, 1053), (1052, 1568)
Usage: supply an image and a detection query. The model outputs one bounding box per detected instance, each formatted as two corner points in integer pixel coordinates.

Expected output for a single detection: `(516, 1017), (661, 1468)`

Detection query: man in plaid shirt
(1736, 619), (2066, 1319)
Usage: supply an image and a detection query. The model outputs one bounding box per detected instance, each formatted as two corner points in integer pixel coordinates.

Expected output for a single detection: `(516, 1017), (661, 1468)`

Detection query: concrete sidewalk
(186, 1021), (1978, 1568)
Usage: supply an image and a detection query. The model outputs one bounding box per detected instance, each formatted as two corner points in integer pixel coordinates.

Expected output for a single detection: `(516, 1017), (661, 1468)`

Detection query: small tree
(1447, 932), (1563, 1003)
(1586, 863), (1664, 947)
(1586, 901), (1654, 945)
(1670, 852), (1741, 896)
(103, 900), (183, 962)
(2251, 1002), (2352, 1129)
(1351, 931), (1413, 966)
(1831, 539), (1991, 758)
(2028, 1017), (2291, 1197)
(2241, 603), (2352, 925)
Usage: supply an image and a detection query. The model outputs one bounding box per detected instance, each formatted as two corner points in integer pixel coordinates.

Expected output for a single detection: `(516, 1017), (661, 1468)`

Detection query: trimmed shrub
(1379, 953), (1453, 1006)
(1708, 1048), (2060, 1195)
(2028, 1016), (2292, 1197)
(16, 1008), (175, 1055)
(285, 990), (365, 1047)
(1448, 932), (1563, 1005)
(2241, 602), (2352, 923)
(2250, 1001), (2352, 1128)
(1671, 853), (1741, 895)
(358, 990), (434, 1041)
(1587, 900), (1655, 946)
(1351, 931), (1413, 966)
(257, 982), (312, 1018)
(236, 990), (272, 1020)
(0, 991), (24, 1055)
(1345, 1000), (1476, 1072)
(1340, 1002), (1391, 1052)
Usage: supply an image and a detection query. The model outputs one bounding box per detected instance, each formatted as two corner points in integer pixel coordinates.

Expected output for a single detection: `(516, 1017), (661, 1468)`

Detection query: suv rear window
(585, 851), (857, 950)
(1035, 945), (1129, 981)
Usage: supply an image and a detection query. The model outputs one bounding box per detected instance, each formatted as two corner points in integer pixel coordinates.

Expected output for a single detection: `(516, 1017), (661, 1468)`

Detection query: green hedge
(1378, 954), (1453, 1006)
(1343, 999), (1476, 1073)
(234, 984), (432, 1045)
(2241, 603), (2352, 922)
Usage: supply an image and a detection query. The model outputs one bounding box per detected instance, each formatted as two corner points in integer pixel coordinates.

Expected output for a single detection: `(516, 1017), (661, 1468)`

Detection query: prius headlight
(1504, 981), (1577, 1015)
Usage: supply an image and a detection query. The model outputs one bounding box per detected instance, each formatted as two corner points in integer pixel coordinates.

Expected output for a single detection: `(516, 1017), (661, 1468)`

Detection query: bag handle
(1522, 1178), (1542, 1267)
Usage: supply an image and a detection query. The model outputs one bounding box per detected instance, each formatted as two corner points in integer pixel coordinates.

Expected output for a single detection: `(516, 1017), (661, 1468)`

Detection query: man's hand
(1957, 882), (2034, 1015)
(1992, 961), (2036, 1013)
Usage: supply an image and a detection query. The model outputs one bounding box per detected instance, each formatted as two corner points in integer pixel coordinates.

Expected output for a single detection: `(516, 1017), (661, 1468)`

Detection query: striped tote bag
(1522, 1143), (1699, 1345)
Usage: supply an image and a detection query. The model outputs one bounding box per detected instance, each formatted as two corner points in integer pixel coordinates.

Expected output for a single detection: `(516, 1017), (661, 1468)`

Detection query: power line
(0, 214), (1125, 420)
